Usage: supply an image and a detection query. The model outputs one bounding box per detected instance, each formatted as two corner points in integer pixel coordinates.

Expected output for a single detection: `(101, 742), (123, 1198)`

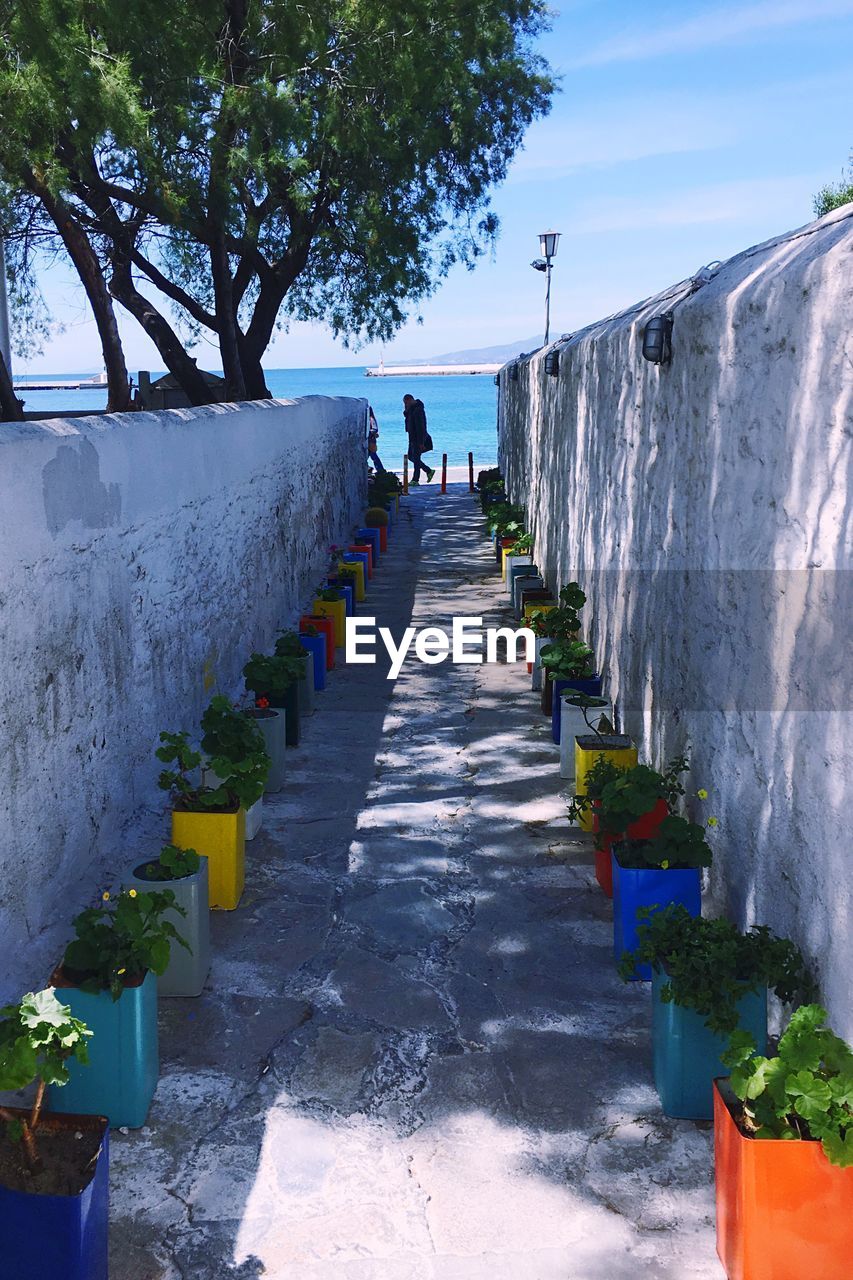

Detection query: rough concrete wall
(0, 396), (366, 992)
(498, 207), (853, 1035)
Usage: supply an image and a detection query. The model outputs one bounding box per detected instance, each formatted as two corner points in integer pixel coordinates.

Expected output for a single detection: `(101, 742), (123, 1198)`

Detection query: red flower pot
(378, 525), (388, 552)
(300, 615), (335, 670)
(592, 797), (669, 898)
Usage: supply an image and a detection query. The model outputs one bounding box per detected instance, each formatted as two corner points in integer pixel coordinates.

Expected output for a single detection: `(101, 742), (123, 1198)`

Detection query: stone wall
(0, 396), (366, 996)
(498, 206), (853, 1034)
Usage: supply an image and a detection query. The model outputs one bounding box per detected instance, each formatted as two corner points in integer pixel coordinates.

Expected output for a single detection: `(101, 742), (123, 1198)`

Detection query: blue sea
(15, 366), (499, 467)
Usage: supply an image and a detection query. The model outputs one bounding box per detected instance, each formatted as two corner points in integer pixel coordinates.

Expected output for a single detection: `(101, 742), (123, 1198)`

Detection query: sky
(12, 0), (853, 374)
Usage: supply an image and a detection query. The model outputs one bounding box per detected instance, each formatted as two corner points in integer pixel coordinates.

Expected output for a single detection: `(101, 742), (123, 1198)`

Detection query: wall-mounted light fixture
(642, 312), (674, 364)
(509, 363), (519, 382)
(544, 349), (560, 378)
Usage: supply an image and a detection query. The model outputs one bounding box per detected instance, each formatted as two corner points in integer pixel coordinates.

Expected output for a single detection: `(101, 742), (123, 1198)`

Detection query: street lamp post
(530, 231), (560, 346)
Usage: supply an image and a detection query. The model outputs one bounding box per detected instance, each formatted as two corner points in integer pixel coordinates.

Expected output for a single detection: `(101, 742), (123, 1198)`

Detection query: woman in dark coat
(403, 393), (436, 485)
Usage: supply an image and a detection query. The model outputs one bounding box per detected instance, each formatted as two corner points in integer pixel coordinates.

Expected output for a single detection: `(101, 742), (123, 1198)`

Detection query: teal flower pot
(246, 707), (286, 792)
(269, 681), (300, 746)
(651, 967), (767, 1119)
(49, 971), (159, 1129)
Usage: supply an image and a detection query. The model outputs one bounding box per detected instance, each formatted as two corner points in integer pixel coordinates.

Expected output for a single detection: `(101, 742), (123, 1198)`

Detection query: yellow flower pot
(524, 601), (557, 625)
(500, 543), (519, 582)
(312, 597), (347, 647)
(171, 807), (245, 910)
(574, 736), (638, 832)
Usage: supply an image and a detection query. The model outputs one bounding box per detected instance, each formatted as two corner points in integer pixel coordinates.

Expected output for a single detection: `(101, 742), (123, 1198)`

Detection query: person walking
(367, 405), (386, 472)
(403, 393), (435, 485)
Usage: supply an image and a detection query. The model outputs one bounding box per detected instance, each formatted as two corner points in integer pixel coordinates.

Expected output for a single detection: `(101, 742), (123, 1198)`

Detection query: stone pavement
(111, 484), (724, 1279)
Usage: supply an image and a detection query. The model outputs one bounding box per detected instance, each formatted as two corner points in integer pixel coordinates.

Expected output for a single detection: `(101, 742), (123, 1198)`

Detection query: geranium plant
(158, 696), (269, 811)
(597, 757), (688, 836)
(0, 988), (92, 1170)
(566, 754), (623, 824)
(723, 1004), (853, 1167)
(616, 813), (713, 870)
(139, 843), (201, 882)
(61, 889), (188, 1001)
(539, 638), (596, 680)
(618, 904), (814, 1037)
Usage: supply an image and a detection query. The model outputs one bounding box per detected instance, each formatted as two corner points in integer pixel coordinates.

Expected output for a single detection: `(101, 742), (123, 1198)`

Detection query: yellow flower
(128, 888), (138, 898)
(707, 816), (718, 827)
(102, 891), (110, 901)
(697, 788), (708, 800)
(117, 968), (126, 975)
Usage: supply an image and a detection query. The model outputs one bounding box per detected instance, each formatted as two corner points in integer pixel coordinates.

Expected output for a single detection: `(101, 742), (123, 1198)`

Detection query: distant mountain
(393, 336), (544, 366)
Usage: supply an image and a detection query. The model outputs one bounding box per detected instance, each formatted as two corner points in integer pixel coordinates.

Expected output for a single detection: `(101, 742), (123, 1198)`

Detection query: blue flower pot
(651, 968), (768, 1120)
(343, 551), (369, 588)
(327, 578), (355, 616)
(356, 527), (380, 563)
(49, 972), (159, 1128)
(300, 633), (327, 691)
(0, 1113), (109, 1280)
(612, 854), (702, 980)
(551, 676), (604, 743)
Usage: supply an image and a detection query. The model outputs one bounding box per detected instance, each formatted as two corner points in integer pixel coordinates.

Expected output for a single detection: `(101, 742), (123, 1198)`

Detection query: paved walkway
(112, 485), (723, 1279)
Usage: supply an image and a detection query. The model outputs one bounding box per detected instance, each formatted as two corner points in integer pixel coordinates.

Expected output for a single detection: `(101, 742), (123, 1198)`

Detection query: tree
(814, 153), (853, 218)
(0, 1), (553, 408)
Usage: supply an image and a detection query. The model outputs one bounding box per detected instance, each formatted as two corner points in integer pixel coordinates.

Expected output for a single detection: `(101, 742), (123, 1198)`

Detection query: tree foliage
(813, 153), (853, 217)
(0, 1), (553, 408)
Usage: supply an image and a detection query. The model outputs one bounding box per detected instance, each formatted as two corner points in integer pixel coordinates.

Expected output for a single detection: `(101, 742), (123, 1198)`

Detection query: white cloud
(568, 174), (825, 234)
(507, 95), (735, 183)
(569, 0), (853, 69)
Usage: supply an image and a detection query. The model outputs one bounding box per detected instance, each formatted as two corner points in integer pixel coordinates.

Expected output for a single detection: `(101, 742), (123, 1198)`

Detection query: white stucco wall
(498, 206), (853, 1035)
(0, 396), (366, 995)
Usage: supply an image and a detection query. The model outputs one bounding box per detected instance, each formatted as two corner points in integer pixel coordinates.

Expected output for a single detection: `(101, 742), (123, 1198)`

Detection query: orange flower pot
(349, 543), (373, 578)
(713, 1080), (853, 1280)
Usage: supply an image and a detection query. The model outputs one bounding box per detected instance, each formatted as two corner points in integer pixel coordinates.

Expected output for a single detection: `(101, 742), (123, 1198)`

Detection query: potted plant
(0, 988), (105, 1280)
(245, 696), (286, 791)
(365, 506), (390, 551)
(300, 613), (336, 670)
(355, 525), (381, 565)
(613, 814), (712, 977)
(299, 623), (327, 692)
(129, 845), (210, 997)
(312, 585), (347, 646)
(594, 755), (687, 856)
(568, 746), (634, 841)
(159, 696), (269, 908)
(619, 904), (812, 1119)
(504, 530), (533, 587)
(343, 548), (369, 594)
(558, 690), (612, 780)
(715, 1005), (853, 1279)
(540, 639), (601, 740)
(198, 694), (270, 839)
(328, 564), (357, 616)
(276, 630), (314, 719)
(50, 889), (186, 1127)
(244, 650), (304, 747)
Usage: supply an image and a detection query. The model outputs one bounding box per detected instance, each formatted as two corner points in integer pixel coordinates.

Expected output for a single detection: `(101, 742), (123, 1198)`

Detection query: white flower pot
(531, 635), (553, 691)
(559, 697), (612, 780)
(245, 795), (263, 840)
(298, 651), (315, 717)
(505, 553), (532, 595)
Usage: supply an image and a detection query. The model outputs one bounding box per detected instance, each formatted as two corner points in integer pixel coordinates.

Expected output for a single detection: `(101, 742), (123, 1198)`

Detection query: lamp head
(539, 230), (560, 259)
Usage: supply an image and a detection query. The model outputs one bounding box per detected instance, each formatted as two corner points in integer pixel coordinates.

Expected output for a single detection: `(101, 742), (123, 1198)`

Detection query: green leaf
(821, 1129), (853, 1169)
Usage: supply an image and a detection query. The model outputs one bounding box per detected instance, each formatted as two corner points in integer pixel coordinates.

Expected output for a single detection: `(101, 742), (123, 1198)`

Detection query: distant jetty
(13, 373), (108, 392)
(365, 362), (501, 378)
